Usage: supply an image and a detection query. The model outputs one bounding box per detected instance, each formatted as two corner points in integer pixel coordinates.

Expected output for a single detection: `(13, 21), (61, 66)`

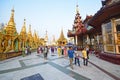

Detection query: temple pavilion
(87, 0), (120, 64)
(67, 5), (86, 47)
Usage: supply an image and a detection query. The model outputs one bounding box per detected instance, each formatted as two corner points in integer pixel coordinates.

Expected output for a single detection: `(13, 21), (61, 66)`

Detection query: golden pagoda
(27, 25), (33, 48)
(20, 19), (27, 49)
(3, 8), (19, 53)
(33, 30), (39, 48)
(57, 29), (67, 46)
(0, 8), (46, 60)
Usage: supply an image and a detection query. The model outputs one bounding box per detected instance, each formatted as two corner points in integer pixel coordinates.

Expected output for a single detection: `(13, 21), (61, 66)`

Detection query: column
(75, 35), (78, 45)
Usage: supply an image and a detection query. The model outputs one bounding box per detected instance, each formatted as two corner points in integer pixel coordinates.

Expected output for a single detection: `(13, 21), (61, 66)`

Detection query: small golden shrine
(57, 29), (67, 46)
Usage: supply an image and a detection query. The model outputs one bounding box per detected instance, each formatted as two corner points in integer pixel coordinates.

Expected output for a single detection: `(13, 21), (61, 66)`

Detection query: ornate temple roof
(8, 8), (15, 27)
(88, 0), (120, 30)
(5, 8), (17, 35)
(67, 5), (86, 37)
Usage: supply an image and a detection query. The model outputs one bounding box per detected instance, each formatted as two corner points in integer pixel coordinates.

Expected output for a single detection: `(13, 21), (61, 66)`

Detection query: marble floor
(0, 51), (120, 80)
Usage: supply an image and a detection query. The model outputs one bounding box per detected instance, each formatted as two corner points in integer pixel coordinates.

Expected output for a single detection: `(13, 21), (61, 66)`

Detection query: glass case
(102, 18), (120, 54)
(102, 22), (115, 53)
(115, 19), (120, 53)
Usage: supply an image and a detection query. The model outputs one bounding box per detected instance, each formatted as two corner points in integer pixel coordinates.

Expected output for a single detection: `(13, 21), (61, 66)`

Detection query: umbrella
(66, 42), (74, 47)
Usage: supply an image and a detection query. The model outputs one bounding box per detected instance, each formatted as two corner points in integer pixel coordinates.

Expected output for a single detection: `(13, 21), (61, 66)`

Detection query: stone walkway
(0, 51), (120, 80)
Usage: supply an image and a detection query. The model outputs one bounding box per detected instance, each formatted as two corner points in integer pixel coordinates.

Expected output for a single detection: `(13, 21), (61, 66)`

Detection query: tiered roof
(67, 5), (86, 37)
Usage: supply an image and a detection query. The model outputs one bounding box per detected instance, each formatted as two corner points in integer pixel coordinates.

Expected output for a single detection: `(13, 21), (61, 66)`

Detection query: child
(74, 50), (80, 66)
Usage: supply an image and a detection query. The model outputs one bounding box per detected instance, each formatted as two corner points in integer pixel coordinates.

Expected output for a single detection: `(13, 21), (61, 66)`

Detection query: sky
(0, 0), (102, 42)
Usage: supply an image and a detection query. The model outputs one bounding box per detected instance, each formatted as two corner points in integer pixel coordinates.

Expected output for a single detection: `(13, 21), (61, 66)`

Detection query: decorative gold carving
(106, 45), (114, 52)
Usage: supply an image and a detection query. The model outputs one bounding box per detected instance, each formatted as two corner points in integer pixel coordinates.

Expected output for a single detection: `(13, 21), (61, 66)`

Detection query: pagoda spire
(6, 8), (17, 35)
(20, 19), (26, 34)
(44, 30), (48, 42)
(28, 24), (32, 35)
(27, 24), (33, 39)
(76, 0), (79, 14)
(58, 28), (65, 41)
(8, 7), (15, 27)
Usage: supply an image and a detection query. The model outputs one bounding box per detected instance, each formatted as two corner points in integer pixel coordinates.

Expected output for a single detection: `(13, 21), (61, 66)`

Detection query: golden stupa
(57, 29), (67, 46)
(0, 8), (45, 54)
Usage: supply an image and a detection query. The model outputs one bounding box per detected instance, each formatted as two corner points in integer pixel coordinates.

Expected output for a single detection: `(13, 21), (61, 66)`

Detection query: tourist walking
(27, 46), (31, 55)
(37, 46), (40, 54)
(68, 46), (74, 69)
(61, 46), (64, 56)
(82, 47), (88, 66)
(57, 46), (61, 57)
(86, 46), (89, 59)
(64, 47), (67, 57)
(22, 46), (25, 57)
(51, 46), (54, 55)
(74, 50), (80, 66)
(43, 46), (48, 60)
(25, 46), (27, 55)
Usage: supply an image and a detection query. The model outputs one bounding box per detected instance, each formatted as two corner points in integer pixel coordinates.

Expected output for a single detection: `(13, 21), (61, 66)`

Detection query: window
(102, 22), (114, 52)
(102, 22), (113, 44)
(116, 23), (120, 44)
(115, 19), (120, 53)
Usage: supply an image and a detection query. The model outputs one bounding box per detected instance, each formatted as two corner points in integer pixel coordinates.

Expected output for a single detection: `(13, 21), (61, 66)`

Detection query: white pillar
(75, 35), (78, 45)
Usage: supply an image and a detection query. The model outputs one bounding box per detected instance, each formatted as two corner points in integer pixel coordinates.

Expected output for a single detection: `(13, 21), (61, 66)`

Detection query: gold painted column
(11, 38), (14, 50)
(111, 18), (118, 53)
(0, 39), (2, 53)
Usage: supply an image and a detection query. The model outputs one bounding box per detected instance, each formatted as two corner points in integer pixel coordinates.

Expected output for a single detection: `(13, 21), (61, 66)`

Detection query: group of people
(36, 45), (90, 69)
(57, 46), (67, 57)
(22, 46), (31, 57)
(37, 46), (49, 60)
(37, 46), (68, 60)
(68, 46), (89, 69)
